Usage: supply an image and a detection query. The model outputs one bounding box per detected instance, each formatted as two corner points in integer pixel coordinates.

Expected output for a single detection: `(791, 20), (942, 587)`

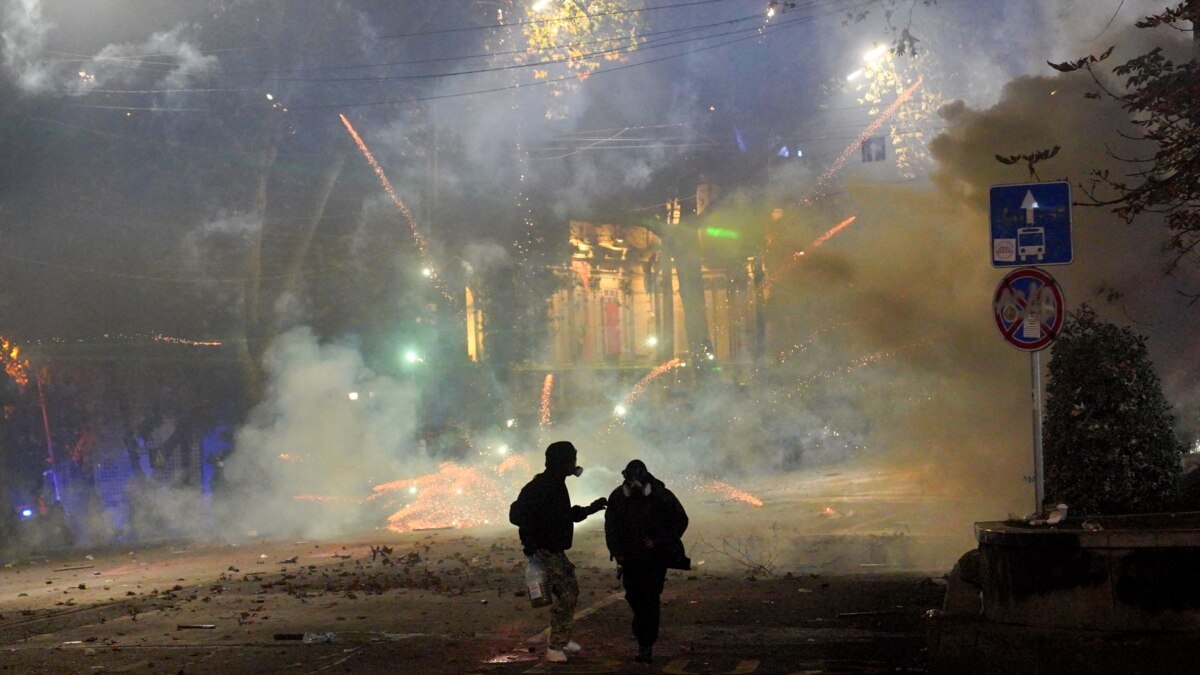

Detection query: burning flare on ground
(1, 336), (30, 387)
(371, 460), (526, 532)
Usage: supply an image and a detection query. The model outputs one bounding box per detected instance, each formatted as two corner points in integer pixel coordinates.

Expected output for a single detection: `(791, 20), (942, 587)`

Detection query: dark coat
(510, 472), (591, 555)
(604, 476), (689, 569)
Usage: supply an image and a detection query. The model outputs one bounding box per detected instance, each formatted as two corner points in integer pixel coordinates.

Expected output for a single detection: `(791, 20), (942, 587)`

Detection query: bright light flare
(863, 44), (888, 63)
(348, 391), (359, 401)
(613, 404), (628, 417)
(531, 0), (552, 11)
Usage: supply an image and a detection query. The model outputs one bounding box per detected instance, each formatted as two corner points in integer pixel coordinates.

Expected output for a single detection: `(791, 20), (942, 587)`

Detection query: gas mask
(622, 467), (651, 496)
(571, 465), (583, 478)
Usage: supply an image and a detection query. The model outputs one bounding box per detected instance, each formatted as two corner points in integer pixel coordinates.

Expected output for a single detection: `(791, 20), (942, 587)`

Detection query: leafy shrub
(1043, 305), (1183, 514)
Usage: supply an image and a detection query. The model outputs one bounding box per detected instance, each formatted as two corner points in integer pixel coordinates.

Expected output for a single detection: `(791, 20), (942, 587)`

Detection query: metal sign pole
(1031, 350), (1044, 513)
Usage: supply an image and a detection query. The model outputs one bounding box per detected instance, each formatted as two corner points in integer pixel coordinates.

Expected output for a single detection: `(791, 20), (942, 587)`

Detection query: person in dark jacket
(510, 441), (607, 662)
(604, 459), (689, 663)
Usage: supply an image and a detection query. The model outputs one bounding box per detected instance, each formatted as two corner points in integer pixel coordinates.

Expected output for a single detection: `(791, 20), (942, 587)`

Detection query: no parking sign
(993, 268), (1064, 351)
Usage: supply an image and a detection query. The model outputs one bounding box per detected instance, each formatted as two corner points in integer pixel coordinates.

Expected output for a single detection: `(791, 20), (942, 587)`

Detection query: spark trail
(763, 216), (856, 296)
(797, 216), (858, 256)
(540, 374), (555, 428)
(800, 76), (923, 207)
(339, 114), (454, 304)
(625, 358), (683, 407)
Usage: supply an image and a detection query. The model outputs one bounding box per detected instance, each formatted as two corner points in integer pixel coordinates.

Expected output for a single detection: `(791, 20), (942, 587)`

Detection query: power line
(292, 14), (814, 111)
(57, 12), (751, 79)
(54, 0), (738, 61)
(60, 0), (860, 112)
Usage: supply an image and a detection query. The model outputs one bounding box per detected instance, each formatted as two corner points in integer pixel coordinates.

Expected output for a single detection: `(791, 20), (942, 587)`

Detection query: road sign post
(992, 267), (1065, 513)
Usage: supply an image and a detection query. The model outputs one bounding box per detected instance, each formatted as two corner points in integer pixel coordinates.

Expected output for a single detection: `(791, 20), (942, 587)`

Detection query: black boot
(635, 646), (653, 663)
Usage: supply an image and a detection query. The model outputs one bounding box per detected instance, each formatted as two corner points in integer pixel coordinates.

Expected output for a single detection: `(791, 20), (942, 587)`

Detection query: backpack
(508, 498), (524, 527)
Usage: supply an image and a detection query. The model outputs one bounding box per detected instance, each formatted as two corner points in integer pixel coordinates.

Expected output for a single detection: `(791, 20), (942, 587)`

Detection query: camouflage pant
(537, 550), (579, 648)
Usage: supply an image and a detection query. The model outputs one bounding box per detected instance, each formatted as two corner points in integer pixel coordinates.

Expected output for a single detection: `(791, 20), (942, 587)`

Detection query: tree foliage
(1048, 2), (1199, 274)
(522, 0), (644, 119)
(1043, 305), (1184, 515)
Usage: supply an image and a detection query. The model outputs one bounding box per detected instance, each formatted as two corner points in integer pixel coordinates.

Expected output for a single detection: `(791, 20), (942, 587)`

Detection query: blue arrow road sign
(989, 181), (1072, 267)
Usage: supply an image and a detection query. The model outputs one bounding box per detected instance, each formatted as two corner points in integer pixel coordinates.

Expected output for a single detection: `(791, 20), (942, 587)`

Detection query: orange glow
(1, 336), (30, 388)
(373, 461), (523, 532)
(496, 453), (531, 475)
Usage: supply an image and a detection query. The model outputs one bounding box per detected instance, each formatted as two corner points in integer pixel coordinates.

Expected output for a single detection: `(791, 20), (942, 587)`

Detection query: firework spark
(625, 358), (683, 407)
(151, 333), (222, 347)
(763, 216), (856, 297)
(800, 77), (923, 206)
(691, 478), (763, 507)
(795, 216), (857, 258)
(339, 114), (454, 304)
(373, 461), (521, 532)
(539, 374), (555, 428)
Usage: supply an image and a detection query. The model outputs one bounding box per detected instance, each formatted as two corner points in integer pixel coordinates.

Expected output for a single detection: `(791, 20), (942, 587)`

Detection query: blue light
(20, 508), (33, 519)
(777, 146), (790, 158)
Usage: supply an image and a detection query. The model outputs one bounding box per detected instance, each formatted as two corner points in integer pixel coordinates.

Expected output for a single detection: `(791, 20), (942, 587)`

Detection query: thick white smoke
(0, 0), (215, 96)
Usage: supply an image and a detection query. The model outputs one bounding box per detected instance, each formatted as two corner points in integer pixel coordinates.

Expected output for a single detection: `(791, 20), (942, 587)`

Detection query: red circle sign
(993, 268), (1065, 351)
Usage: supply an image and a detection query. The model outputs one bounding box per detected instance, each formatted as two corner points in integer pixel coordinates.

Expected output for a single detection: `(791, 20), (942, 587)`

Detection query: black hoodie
(511, 471), (592, 555)
(604, 470), (689, 568)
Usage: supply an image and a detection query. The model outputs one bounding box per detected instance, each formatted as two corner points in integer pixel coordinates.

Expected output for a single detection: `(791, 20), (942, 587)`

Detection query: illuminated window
(861, 136), (886, 162)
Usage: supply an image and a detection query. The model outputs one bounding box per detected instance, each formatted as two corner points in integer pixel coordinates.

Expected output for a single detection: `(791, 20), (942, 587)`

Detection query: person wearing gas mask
(604, 459), (690, 664)
(509, 441), (607, 663)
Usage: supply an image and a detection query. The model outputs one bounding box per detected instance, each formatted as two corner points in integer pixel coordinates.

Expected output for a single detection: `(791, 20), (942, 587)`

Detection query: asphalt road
(0, 529), (946, 674)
